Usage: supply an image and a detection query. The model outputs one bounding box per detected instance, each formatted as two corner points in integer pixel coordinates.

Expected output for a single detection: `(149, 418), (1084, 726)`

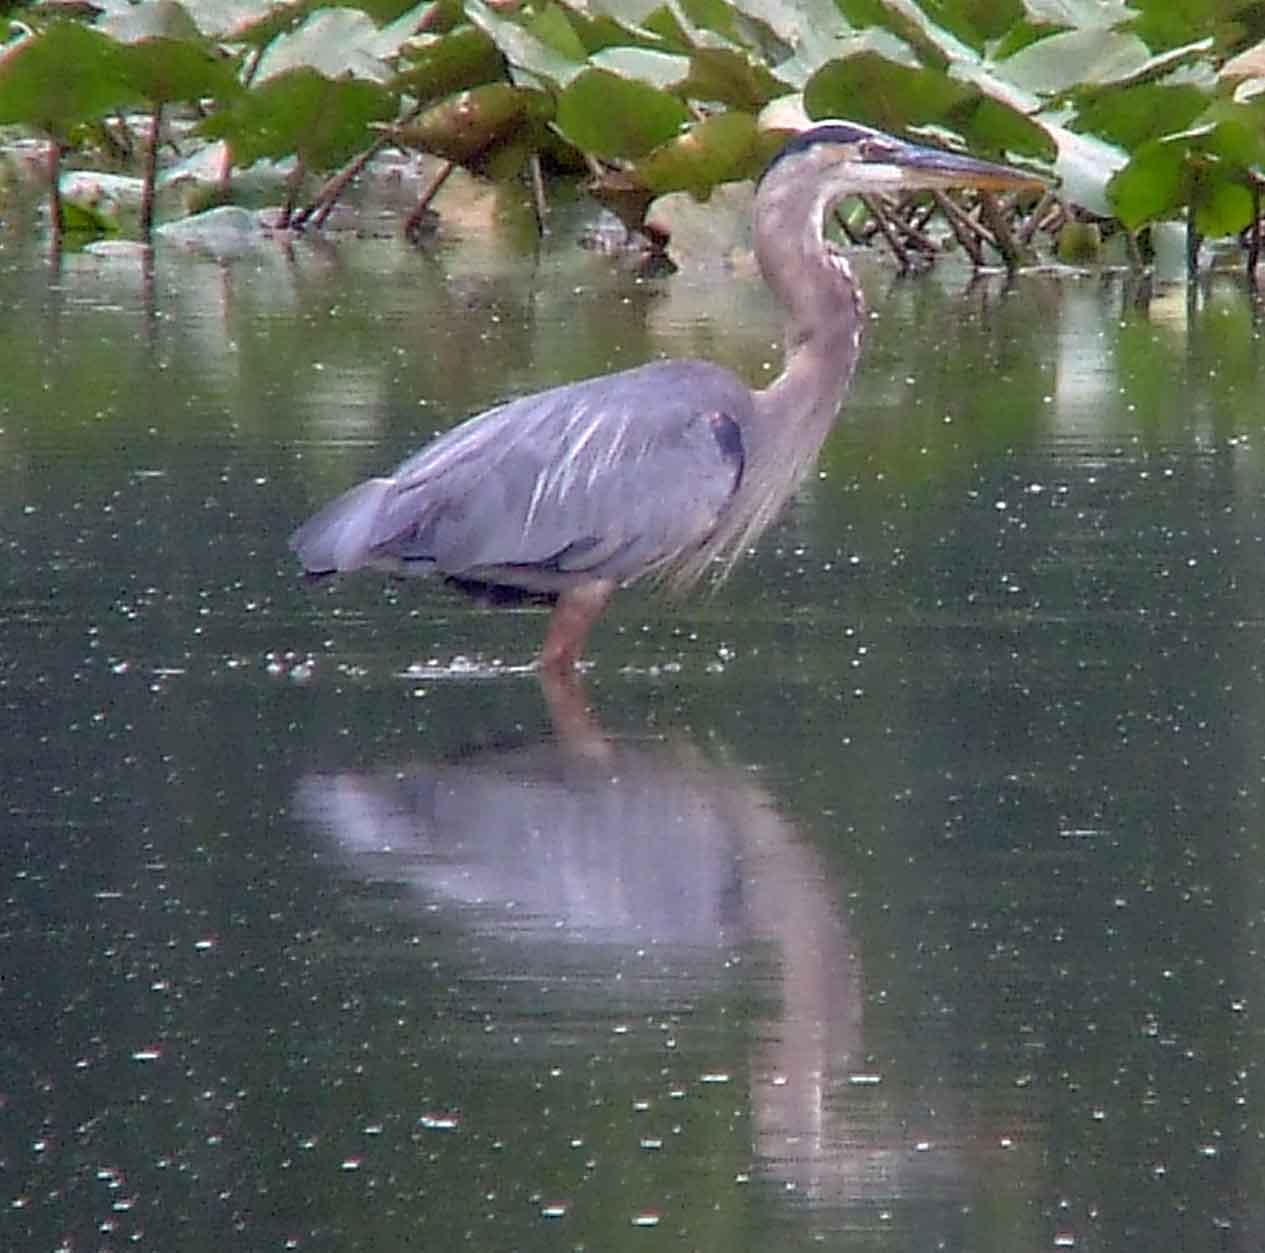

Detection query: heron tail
(289, 476), (398, 574)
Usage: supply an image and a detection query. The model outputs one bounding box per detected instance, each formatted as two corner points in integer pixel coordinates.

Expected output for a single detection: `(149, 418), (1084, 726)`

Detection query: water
(3, 194), (1265, 1250)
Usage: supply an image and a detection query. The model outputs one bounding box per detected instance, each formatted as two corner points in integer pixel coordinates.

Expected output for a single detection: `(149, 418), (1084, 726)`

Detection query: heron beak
(888, 140), (1045, 193)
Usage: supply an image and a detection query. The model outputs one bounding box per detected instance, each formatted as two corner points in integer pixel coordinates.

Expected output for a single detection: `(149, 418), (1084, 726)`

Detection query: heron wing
(291, 360), (751, 591)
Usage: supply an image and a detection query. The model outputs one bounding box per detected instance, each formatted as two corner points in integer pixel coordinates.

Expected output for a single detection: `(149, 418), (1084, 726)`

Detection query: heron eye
(859, 140), (897, 162)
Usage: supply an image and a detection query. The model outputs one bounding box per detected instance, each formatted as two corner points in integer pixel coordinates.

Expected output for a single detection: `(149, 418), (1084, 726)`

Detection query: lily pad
(807, 50), (1055, 160)
(562, 3), (673, 55)
(556, 68), (690, 160)
(101, 0), (204, 43)
(860, 0), (990, 64)
(995, 29), (1155, 95)
(633, 109), (767, 196)
(1105, 136), (1186, 228)
(199, 66), (397, 171)
(392, 25), (505, 104)
(679, 45), (791, 107)
(806, 51), (968, 128)
(1039, 115), (1126, 216)
(0, 21), (137, 138)
(526, 2), (589, 62)
(1189, 174), (1253, 238)
(464, 0), (585, 87)
(1108, 100), (1265, 235)
(218, 1), (319, 49)
(1020, 0), (1133, 30)
(589, 45), (692, 90)
(1071, 83), (1207, 149)
(117, 36), (243, 106)
(254, 7), (397, 84)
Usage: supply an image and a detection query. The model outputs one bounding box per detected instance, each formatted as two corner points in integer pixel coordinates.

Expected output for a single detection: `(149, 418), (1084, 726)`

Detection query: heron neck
(751, 177), (866, 440)
(664, 169), (867, 587)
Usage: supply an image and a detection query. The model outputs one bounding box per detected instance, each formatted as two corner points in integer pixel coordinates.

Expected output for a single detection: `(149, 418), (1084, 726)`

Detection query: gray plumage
(290, 121), (1039, 668)
(290, 359), (750, 593)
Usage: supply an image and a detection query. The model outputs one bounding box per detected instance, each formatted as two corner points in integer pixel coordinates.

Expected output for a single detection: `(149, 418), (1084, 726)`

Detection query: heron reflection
(295, 674), (864, 1195)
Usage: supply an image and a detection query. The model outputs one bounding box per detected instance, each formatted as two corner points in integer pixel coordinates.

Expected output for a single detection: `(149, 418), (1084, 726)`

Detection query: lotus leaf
(679, 45), (791, 107)
(254, 7), (395, 83)
(464, 0), (585, 87)
(392, 25), (505, 103)
(1072, 83), (1208, 149)
(0, 21), (136, 137)
(633, 109), (766, 195)
(556, 68), (690, 159)
(589, 46), (692, 89)
(199, 66), (397, 171)
(102, 0), (204, 43)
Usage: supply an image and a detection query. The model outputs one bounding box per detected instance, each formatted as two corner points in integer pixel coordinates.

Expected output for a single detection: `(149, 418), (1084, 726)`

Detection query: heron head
(764, 120), (1045, 197)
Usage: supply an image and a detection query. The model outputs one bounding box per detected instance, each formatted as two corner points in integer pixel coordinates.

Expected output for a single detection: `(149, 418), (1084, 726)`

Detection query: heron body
(291, 121), (1040, 670)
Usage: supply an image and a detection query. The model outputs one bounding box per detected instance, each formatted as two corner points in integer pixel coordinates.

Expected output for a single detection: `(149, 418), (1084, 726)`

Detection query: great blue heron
(291, 121), (1040, 671)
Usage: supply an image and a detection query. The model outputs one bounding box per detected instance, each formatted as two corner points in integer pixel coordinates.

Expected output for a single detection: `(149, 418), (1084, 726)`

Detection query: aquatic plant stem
(1247, 181), (1261, 282)
(528, 153), (549, 237)
(404, 159), (454, 243)
(977, 191), (1030, 271)
(140, 103), (161, 243)
(932, 190), (985, 265)
(47, 139), (62, 258)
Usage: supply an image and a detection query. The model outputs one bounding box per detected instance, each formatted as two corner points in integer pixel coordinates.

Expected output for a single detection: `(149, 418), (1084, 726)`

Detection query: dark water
(4, 198), (1265, 1251)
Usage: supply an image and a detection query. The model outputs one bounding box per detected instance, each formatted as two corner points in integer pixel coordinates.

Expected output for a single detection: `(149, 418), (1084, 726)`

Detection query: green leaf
(1071, 83), (1208, 149)
(1126, 0), (1230, 53)
(953, 92), (1056, 159)
(1037, 114), (1127, 215)
(805, 52), (973, 131)
(727, 0), (855, 79)
(677, 0), (744, 43)
(632, 109), (763, 195)
(392, 25), (504, 103)
(464, 0), (585, 87)
(254, 7), (395, 84)
(549, 0), (665, 55)
(1106, 137), (1187, 227)
(806, 50), (1055, 161)
(995, 28), (1153, 94)
(1106, 94), (1265, 230)
(1020, 0), (1134, 30)
(589, 45), (691, 89)
(0, 21), (137, 137)
(1196, 98), (1265, 168)
(632, 5), (696, 54)
(728, 0), (851, 50)
(678, 45), (790, 107)
(555, 67), (689, 159)
(526, 2), (587, 61)
(116, 38), (244, 106)
(221, 1), (318, 50)
(949, 0), (1025, 41)
(101, 0), (203, 43)
(1192, 172), (1253, 237)
(862, 0), (988, 65)
(198, 66), (396, 171)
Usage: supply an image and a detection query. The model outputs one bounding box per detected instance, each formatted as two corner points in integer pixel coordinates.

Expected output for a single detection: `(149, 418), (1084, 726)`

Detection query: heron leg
(537, 667), (611, 761)
(538, 580), (615, 674)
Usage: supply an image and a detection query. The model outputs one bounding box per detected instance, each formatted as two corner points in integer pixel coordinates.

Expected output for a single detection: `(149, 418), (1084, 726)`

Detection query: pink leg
(538, 667), (609, 759)
(538, 580), (615, 674)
